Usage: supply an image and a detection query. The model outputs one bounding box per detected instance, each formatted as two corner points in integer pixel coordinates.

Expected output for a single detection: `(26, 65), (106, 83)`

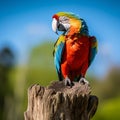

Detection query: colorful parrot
(52, 12), (98, 87)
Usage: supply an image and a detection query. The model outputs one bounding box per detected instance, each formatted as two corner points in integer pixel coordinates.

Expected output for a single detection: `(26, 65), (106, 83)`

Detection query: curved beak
(52, 18), (58, 35)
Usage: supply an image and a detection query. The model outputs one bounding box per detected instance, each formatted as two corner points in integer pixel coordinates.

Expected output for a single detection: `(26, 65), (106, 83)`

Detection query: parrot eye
(59, 16), (69, 24)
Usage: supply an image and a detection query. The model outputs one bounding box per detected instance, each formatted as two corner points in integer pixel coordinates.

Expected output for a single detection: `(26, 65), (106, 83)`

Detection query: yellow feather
(54, 35), (65, 52)
(68, 18), (81, 35)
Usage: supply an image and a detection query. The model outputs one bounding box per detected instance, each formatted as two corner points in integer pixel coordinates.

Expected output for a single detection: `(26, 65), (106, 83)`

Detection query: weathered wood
(24, 81), (98, 120)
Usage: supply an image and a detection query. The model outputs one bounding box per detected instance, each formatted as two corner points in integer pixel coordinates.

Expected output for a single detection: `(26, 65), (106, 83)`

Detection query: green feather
(57, 12), (80, 20)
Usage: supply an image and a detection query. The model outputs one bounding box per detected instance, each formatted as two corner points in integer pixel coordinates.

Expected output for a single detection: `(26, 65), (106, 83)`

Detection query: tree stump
(24, 81), (98, 120)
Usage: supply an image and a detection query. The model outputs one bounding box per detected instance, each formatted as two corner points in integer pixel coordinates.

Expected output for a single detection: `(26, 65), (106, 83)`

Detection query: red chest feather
(61, 35), (90, 71)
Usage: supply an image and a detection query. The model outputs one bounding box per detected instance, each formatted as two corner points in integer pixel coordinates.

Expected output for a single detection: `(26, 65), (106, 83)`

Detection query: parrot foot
(79, 77), (89, 85)
(64, 77), (74, 87)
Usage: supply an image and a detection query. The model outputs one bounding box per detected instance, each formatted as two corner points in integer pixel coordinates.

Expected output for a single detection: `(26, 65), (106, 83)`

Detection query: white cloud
(25, 23), (50, 36)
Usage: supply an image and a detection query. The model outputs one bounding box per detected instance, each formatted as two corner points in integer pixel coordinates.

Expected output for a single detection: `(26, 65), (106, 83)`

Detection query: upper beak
(52, 18), (58, 35)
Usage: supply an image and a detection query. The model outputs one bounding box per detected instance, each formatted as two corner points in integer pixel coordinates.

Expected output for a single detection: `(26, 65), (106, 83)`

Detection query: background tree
(0, 46), (15, 120)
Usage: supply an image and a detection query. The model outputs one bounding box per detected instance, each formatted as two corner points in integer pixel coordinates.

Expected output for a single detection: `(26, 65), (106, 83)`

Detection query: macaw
(52, 12), (98, 87)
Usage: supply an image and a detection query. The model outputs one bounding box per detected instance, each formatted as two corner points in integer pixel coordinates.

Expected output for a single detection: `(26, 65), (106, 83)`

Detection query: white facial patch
(59, 16), (70, 31)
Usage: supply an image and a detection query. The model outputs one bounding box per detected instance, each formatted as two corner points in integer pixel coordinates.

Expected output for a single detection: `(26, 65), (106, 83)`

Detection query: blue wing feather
(53, 35), (65, 81)
(89, 36), (98, 66)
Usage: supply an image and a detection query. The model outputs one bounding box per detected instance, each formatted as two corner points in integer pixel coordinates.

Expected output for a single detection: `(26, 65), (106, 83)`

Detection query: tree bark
(24, 81), (98, 120)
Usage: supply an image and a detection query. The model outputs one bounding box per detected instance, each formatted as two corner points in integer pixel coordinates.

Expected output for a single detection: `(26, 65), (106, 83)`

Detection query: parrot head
(52, 12), (88, 35)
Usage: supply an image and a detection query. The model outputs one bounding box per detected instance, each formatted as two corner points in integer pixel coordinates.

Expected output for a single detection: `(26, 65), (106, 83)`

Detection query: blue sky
(0, 0), (120, 77)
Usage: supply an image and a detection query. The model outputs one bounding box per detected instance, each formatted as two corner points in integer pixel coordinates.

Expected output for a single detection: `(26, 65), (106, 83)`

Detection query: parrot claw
(79, 77), (89, 85)
(64, 77), (74, 87)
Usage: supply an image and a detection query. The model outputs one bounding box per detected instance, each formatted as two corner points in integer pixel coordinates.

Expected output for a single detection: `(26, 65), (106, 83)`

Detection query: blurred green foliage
(93, 97), (120, 120)
(0, 41), (120, 120)
(0, 47), (15, 120)
(26, 41), (57, 87)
